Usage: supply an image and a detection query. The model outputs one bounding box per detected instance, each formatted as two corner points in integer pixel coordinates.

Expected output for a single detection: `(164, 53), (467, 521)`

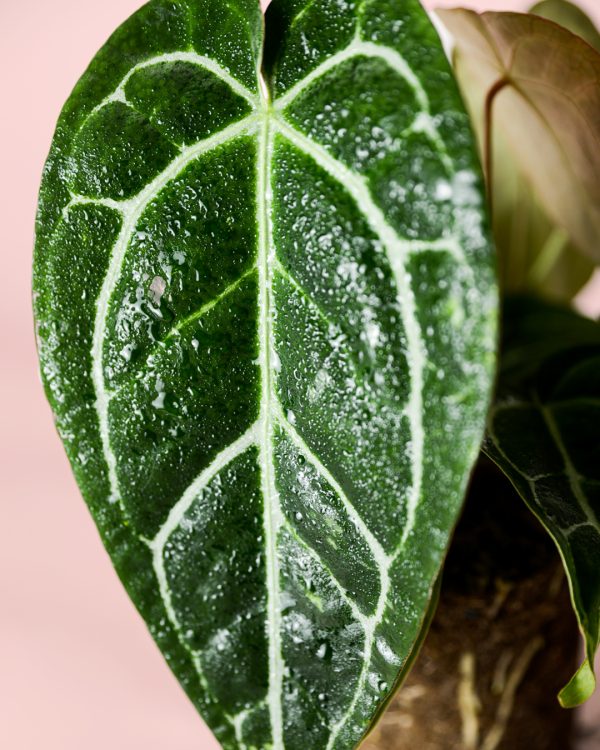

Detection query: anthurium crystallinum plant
(32, 0), (600, 748)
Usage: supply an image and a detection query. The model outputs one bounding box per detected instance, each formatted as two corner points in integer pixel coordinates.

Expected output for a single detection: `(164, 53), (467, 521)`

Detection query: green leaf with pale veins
(33, 0), (497, 747)
(485, 297), (600, 707)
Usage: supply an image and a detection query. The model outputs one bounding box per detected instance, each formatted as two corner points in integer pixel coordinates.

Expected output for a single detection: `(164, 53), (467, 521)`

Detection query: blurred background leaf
(531, 0), (600, 50)
(437, 7), (600, 303)
(485, 297), (600, 706)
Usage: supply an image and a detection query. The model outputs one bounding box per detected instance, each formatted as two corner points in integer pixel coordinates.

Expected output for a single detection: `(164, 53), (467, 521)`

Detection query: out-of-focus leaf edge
(483, 440), (597, 707)
(530, 0), (600, 52)
(358, 572), (443, 744)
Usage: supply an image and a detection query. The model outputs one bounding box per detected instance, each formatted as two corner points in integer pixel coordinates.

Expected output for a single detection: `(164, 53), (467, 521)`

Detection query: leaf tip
(558, 659), (596, 708)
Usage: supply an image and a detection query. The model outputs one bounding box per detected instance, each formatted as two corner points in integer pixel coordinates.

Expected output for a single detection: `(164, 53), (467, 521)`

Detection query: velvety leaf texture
(33, 1), (496, 747)
(485, 297), (600, 707)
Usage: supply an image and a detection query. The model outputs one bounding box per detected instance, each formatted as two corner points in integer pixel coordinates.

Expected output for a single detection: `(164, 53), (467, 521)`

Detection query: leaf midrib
(256, 101), (285, 745)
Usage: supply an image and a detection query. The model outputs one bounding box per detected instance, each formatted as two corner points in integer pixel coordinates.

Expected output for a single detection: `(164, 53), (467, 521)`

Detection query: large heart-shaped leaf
(437, 8), (600, 301)
(33, 0), (496, 747)
(485, 297), (600, 708)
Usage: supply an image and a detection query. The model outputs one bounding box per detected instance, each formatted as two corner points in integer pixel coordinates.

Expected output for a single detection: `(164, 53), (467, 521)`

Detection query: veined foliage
(33, 0), (497, 747)
(485, 298), (600, 708)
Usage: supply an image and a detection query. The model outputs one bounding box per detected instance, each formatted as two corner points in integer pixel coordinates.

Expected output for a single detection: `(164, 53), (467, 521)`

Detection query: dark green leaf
(484, 297), (600, 706)
(33, 0), (497, 746)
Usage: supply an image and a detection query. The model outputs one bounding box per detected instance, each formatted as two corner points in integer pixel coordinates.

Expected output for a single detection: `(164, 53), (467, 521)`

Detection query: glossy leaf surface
(485, 297), (600, 707)
(438, 9), (600, 302)
(33, 0), (496, 747)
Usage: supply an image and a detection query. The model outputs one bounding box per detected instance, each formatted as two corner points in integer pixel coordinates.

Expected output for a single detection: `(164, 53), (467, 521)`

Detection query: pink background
(1, 1), (599, 748)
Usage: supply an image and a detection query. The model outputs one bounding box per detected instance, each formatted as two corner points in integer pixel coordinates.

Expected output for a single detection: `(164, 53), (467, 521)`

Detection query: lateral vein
(148, 424), (259, 554)
(83, 50), (259, 130)
(275, 403), (388, 571)
(167, 265), (258, 339)
(281, 518), (368, 627)
(538, 402), (600, 531)
(145, 424), (258, 730)
(273, 118), (429, 750)
(274, 118), (425, 550)
(92, 114), (258, 509)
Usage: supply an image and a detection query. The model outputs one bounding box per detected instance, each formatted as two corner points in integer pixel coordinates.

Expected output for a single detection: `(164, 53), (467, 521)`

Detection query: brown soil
(362, 458), (580, 750)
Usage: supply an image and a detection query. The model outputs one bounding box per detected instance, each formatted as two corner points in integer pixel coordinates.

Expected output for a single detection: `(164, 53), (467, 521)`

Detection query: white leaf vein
(84, 51), (259, 129)
(274, 117), (425, 552)
(489, 403), (600, 536)
(281, 517), (368, 627)
(274, 37), (453, 173)
(275, 403), (389, 571)
(80, 29), (475, 750)
(257, 109), (286, 747)
(148, 424), (259, 556)
(91, 115), (258, 509)
(538, 400), (600, 532)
